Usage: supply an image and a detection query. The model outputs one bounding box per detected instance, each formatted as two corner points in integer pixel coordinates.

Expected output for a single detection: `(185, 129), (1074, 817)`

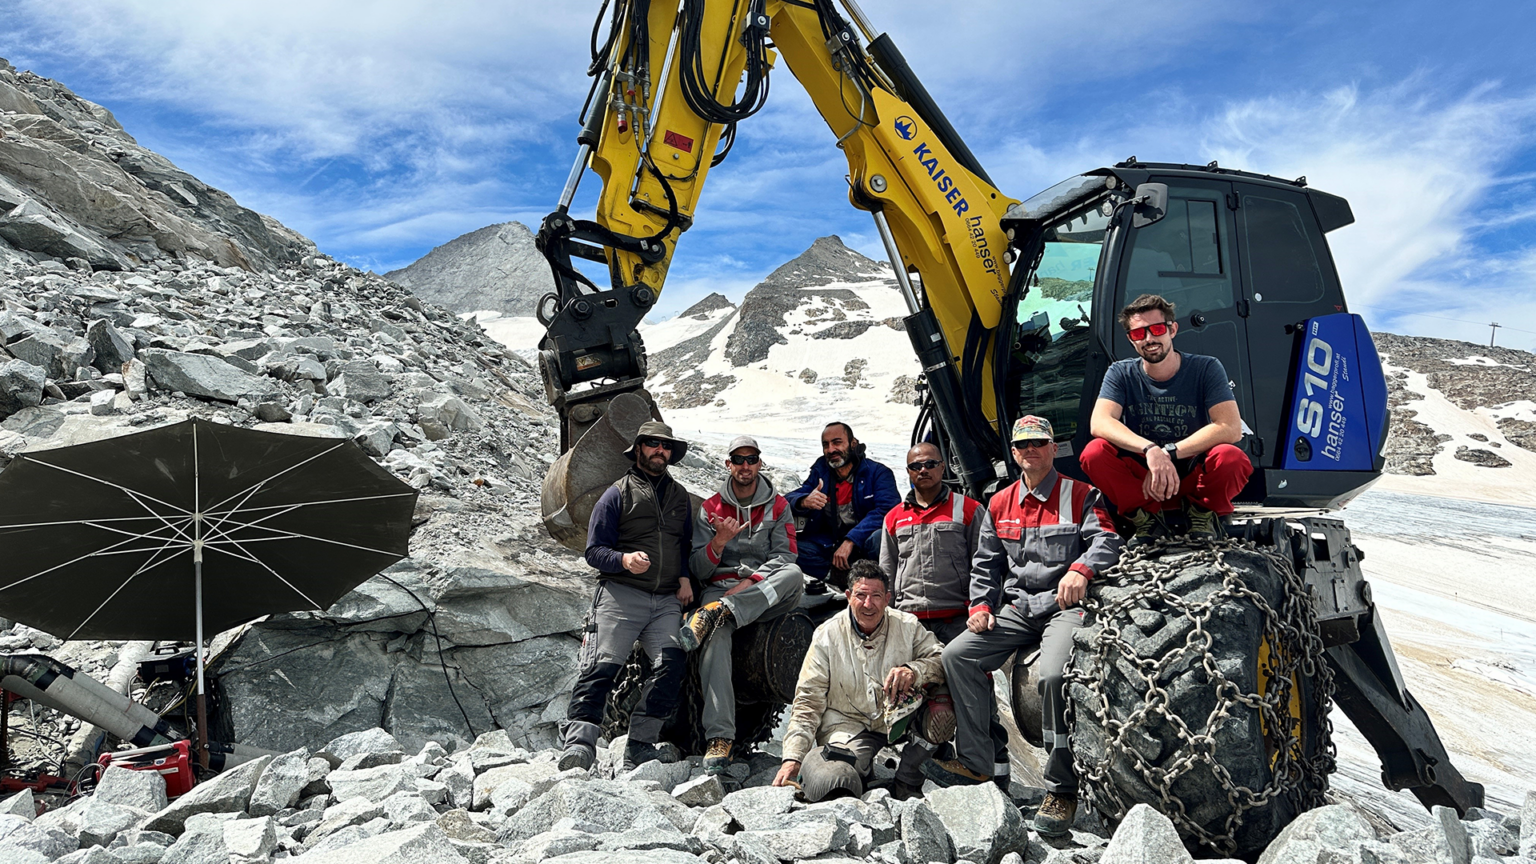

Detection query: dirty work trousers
(1079, 439), (1253, 516)
(942, 604), (1085, 793)
(700, 565), (805, 741)
(920, 613), (1010, 780)
(799, 727), (934, 802)
(565, 580), (686, 749)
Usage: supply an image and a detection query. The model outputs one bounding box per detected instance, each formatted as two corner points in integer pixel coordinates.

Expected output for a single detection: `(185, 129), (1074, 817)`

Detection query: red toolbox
(96, 740), (195, 797)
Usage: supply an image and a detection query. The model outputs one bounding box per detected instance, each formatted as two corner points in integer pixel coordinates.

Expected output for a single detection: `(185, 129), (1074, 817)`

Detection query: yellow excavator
(533, 0), (1482, 855)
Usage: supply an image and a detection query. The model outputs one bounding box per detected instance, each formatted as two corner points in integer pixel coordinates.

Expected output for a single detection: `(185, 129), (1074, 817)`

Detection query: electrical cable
(377, 574), (479, 741)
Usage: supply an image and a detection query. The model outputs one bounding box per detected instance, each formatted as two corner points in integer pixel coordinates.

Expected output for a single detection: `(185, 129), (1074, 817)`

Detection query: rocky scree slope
(1375, 333), (1536, 476)
(384, 221), (554, 317)
(0, 60), (613, 766)
(0, 58), (309, 272)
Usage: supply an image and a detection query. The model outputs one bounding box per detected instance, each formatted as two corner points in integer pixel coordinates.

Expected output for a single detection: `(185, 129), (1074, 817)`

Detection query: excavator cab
(998, 161), (1387, 511)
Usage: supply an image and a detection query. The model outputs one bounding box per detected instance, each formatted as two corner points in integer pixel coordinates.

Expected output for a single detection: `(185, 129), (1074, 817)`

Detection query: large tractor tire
(1065, 538), (1335, 858)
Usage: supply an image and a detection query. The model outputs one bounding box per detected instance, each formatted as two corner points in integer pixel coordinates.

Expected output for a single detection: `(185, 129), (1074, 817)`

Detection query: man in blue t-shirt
(1080, 293), (1253, 544)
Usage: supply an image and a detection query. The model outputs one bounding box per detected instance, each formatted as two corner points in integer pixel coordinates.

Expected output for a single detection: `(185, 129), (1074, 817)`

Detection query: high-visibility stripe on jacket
(878, 487), (982, 618)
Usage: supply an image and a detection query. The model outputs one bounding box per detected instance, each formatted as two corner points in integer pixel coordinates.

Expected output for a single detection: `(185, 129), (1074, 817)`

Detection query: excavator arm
(538, 0), (1015, 543)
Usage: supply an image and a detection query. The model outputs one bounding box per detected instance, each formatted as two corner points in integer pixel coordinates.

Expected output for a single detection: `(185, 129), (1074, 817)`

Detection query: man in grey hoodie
(686, 435), (806, 774)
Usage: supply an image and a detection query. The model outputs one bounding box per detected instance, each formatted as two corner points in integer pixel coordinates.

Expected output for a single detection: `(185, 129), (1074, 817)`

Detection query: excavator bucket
(540, 391), (658, 551)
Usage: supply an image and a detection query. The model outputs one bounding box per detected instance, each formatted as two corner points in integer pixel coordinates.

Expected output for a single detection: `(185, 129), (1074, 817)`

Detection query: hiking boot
(921, 757), (990, 787)
(1125, 509), (1165, 550)
(1185, 501), (1224, 543)
(557, 743), (595, 772)
(1033, 792), (1078, 837)
(922, 694), (957, 744)
(888, 778), (921, 801)
(624, 738), (681, 770)
(703, 737), (734, 774)
(679, 601), (732, 652)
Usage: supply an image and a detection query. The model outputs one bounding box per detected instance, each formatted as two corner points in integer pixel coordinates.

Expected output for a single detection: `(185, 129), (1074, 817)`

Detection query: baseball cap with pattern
(1010, 415), (1054, 443)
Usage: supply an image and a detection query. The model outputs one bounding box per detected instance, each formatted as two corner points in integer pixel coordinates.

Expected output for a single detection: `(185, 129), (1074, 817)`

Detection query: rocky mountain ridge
(383, 222), (554, 318)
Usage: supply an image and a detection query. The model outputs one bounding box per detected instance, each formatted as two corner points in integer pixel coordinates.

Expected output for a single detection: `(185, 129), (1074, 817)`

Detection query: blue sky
(5, 0), (1536, 349)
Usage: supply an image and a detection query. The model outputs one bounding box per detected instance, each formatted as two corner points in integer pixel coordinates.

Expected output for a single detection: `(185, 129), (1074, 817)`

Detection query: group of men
(556, 293), (1254, 838)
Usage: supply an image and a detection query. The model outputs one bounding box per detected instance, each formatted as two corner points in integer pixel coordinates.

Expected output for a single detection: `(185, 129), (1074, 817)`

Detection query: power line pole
(1489, 322), (1501, 347)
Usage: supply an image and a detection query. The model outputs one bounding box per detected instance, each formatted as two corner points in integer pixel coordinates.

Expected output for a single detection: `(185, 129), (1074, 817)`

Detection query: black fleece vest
(605, 468), (691, 595)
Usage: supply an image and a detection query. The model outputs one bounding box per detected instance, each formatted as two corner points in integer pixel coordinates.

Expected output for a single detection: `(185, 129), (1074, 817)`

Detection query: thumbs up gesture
(803, 479), (830, 511)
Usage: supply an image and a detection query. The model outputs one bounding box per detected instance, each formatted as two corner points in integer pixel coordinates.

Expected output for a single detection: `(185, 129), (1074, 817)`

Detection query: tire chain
(1064, 536), (1337, 856)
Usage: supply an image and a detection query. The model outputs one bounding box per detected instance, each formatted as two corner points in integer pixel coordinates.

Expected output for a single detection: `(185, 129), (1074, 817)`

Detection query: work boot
(1125, 509), (1165, 550)
(1033, 792), (1078, 837)
(703, 737), (734, 774)
(888, 778), (920, 801)
(921, 757), (990, 787)
(623, 738), (681, 770)
(922, 694), (957, 745)
(557, 743), (595, 772)
(1185, 501), (1224, 543)
(679, 601), (732, 652)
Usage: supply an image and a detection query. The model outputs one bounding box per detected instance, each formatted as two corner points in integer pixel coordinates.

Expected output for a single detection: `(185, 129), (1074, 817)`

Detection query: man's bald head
(905, 442), (945, 503)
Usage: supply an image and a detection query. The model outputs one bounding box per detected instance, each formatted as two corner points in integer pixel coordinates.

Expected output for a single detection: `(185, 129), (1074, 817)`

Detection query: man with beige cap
(685, 434), (805, 775)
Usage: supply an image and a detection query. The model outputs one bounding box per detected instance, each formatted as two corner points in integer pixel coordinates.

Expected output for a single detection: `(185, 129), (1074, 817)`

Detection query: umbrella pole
(195, 554), (209, 771)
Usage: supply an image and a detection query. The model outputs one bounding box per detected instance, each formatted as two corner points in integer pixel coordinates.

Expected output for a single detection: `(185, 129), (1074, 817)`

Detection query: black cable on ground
(378, 574), (479, 741)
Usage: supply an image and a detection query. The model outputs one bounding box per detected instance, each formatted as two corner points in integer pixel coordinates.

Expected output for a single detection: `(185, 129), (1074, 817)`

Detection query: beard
(826, 449), (848, 468)
(1138, 341), (1170, 363)
(644, 452), (669, 472)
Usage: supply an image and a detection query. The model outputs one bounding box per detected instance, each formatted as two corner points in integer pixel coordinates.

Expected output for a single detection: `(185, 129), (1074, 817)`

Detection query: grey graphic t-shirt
(1098, 353), (1235, 445)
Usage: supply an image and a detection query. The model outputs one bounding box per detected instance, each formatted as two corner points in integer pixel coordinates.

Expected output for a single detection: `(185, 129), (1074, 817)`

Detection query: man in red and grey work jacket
(939, 415), (1121, 838)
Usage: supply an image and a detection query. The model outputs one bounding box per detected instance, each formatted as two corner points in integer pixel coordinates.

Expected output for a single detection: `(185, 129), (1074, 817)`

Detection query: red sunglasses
(1126, 322), (1171, 341)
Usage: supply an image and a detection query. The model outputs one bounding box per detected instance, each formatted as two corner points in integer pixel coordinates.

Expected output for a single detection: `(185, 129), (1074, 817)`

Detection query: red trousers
(1079, 439), (1253, 516)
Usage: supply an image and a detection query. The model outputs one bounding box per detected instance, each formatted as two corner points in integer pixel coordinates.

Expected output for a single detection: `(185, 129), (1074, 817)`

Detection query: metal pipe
(873, 211), (920, 315)
(557, 144), (593, 212)
(641, 0), (686, 155)
(837, 0), (879, 43)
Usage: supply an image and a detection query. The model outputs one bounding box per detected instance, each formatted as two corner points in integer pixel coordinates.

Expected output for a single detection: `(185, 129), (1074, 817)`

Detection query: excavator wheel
(1065, 538), (1334, 858)
(1010, 649), (1044, 749)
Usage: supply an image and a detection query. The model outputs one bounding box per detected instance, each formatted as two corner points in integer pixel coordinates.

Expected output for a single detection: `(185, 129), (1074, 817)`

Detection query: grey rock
(727, 832), (778, 864)
(156, 818), (229, 864)
(0, 812), (80, 858)
(223, 816), (277, 863)
(89, 389), (116, 415)
(510, 829), (601, 864)
(86, 319), (134, 373)
(249, 748), (312, 816)
(9, 329), (94, 380)
(1256, 804), (1377, 864)
(496, 778), (670, 845)
(645, 790), (698, 834)
(0, 359), (46, 418)
(1465, 818), (1517, 858)
(900, 799), (955, 864)
(737, 814), (849, 861)
(78, 799), (145, 848)
(622, 758), (692, 789)
(0, 789), (35, 820)
(0, 199), (128, 270)
(94, 766), (169, 816)
(417, 392), (482, 432)
(926, 783), (1026, 864)
(253, 400), (292, 422)
(307, 797), (385, 844)
(594, 824), (699, 853)
(473, 768), (532, 812)
(434, 567), (587, 644)
(301, 757), (334, 798)
(381, 791), (437, 827)
(330, 361), (393, 402)
(319, 725), (408, 765)
(142, 349), (279, 403)
(327, 764), (414, 804)
(338, 750), (406, 772)
(1100, 804), (1192, 864)
(353, 421), (394, 457)
(1437, 805), (1473, 864)
(142, 755), (272, 835)
(0, 850), (50, 864)
(436, 760), (475, 811)
(670, 774), (724, 807)
(537, 852), (702, 864)
(288, 822), (467, 863)
(720, 784), (797, 830)
(435, 810), (495, 844)
(56, 848), (117, 864)
(690, 804), (733, 846)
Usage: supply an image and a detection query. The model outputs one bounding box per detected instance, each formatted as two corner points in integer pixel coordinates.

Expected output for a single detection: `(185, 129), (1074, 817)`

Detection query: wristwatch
(1162, 443), (1180, 459)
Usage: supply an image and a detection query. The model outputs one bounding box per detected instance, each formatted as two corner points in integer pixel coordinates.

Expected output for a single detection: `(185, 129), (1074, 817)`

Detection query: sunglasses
(906, 459), (942, 472)
(639, 437), (674, 450)
(1126, 322), (1171, 341)
(729, 454), (761, 465)
(1011, 439), (1051, 450)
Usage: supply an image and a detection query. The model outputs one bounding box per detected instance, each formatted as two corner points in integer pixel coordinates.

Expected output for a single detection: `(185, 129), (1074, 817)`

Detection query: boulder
(248, 748), (312, 816)
(89, 388), (116, 415)
(307, 797), (386, 845)
(381, 791), (437, 827)
(436, 809), (495, 844)
(1521, 791), (1536, 859)
(222, 816), (277, 864)
(142, 755), (272, 835)
(55, 848), (116, 864)
(473, 765), (537, 811)
(720, 784), (798, 831)
(156, 814), (232, 864)
(432, 567), (587, 645)
(0, 359), (45, 418)
(496, 779), (670, 845)
(8, 329), (93, 381)
(327, 764), (415, 805)
(535, 852), (701, 864)
(142, 349), (280, 403)
(1437, 806), (1473, 864)
(900, 799), (955, 864)
(1100, 804), (1193, 864)
(94, 765), (168, 815)
(76, 798), (145, 848)
(0, 813), (78, 857)
(1256, 804), (1377, 864)
(926, 783), (1027, 864)
(671, 774), (724, 808)
(0, 789), (34, 820)
(330, 361), (393, 402)
(288, 822), (468, 863)
(0, 200), (128, 270)
(417, 392), (482, 432)
(737, 814), (849, 860)
(85, 319), (134, 373)
(622, 759), (693, 789)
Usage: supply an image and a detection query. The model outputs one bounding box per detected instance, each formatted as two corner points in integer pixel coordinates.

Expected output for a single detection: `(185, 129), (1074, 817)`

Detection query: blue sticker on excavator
(1282, 313), (1388, 471)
